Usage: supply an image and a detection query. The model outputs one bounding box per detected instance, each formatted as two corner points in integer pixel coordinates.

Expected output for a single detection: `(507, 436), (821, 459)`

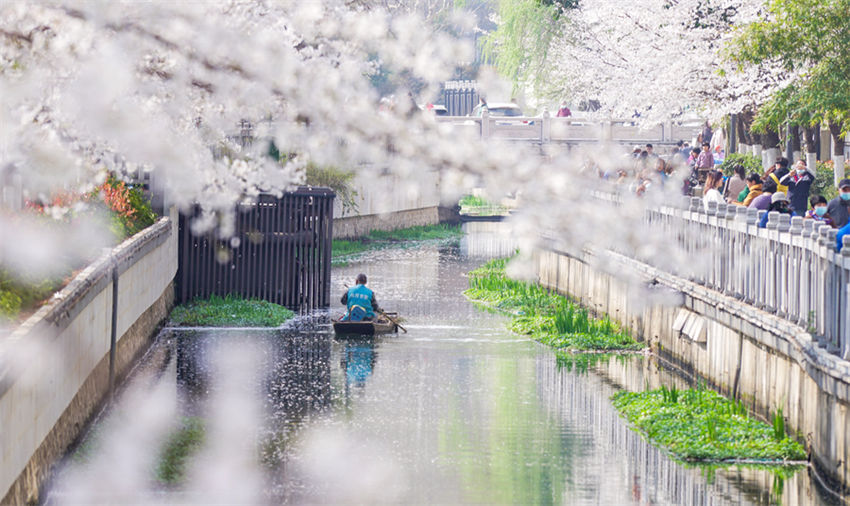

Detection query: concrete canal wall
(0, 209), (178, 505)
(534, 246), (850, 495)
(536, 354), (816, 504)
(332, 171), (457, 239)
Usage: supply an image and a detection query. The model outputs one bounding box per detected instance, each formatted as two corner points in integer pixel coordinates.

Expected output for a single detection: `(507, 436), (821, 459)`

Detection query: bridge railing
(617, 194), (850, 359)
(436, 112), (702, 144)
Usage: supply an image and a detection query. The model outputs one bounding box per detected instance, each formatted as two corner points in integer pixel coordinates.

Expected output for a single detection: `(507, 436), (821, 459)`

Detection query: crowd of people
(601, 143), (850, 252)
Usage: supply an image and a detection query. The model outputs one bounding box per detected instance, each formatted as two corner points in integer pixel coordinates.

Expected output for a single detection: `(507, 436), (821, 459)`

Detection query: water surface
(50, 238), (836, 505)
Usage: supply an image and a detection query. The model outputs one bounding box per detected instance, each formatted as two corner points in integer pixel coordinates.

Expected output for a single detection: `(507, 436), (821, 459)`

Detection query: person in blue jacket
(837, 222), (850, 252)
(341, 273), (380, 321)
(758, 192), (797, 228)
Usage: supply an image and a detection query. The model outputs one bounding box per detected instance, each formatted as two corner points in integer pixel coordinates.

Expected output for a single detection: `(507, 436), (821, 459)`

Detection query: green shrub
(718, 153), (762, 177)
(0, 289), (22, 320)
(305, 163), (358, 215)
(0, 269), (65, 322)
(812, 160), (838, 202)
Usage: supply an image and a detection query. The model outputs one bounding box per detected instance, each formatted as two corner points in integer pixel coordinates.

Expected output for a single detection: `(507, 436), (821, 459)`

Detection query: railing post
(745, 207), (759, 304)
(765, 211), (780, 313)
(800, 219), (815, 327)
(827, 228), (840, 354)
(841, 236), (850, 359)
(788, 216), (803, 323)
(777, 214), (791, 317)
(815, 225), (832, 345)
(481, 109), (491, 139)
(542, 109), (551, 143)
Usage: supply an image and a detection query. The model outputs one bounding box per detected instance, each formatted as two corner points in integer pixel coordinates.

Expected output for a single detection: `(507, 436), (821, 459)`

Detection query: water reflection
(340, 340), (377, 388)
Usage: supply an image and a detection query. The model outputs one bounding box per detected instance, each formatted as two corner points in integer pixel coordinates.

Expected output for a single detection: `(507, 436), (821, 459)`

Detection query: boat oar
(380, 310), (407, 333)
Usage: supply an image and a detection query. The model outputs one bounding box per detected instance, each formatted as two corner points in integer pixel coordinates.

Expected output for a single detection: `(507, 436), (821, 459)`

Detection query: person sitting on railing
(805, 195), (835, 227)
(758, 192), (797, 228)
(826, 179), (850, 228)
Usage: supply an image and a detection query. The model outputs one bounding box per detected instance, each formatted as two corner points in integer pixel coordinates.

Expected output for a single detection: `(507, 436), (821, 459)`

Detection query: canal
(48, 233), (838, 504)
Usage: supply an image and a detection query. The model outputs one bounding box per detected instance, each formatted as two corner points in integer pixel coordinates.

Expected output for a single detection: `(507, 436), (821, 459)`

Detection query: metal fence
(442, 81), (479, 116)
(177, 188), (335, 310)
(636, 196), (850, 359)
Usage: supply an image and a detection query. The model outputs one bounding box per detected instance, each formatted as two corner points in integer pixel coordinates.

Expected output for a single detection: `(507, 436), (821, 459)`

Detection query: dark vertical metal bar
(206, 212), (215, 300)
(298, 194), (306, 311)
(285, 193), (295, 308)
(323, 192), (334, 307)
(308, 197), (319, 310)
(307, 194), (314, 310)
(259, 199), (268, 301)
(240, 203), (250, 299)
(178, 212), (188, 303)
(269, 197), (279, 305)
(259, 197), (269, 302)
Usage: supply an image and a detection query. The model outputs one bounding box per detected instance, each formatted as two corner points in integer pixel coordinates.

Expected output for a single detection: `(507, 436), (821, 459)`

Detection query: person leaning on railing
(805, 195), (835, 227)
(758, 192), (796, 228)
(826, 179), (850, 228)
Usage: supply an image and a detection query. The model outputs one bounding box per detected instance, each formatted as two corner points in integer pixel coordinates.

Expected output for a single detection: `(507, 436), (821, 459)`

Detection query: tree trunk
(830, 122), (846, 185)
(738, 110), (754, 146)
(803, 125), (818, 173)
(762, 128), (781, 169)
(751, 132), (763, 165)
(789, 125), (802, 162)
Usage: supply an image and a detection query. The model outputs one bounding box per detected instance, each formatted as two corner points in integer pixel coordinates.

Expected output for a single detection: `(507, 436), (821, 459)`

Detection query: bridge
(435, 112), (704, 147)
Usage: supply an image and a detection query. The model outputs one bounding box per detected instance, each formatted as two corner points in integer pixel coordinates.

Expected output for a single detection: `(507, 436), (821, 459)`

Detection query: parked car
(470, 102), (524, 118)
(430, 104), (449, 116)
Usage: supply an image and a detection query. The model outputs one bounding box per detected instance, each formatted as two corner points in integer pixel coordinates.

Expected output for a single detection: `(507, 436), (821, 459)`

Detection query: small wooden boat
(333, 312), (400, 336)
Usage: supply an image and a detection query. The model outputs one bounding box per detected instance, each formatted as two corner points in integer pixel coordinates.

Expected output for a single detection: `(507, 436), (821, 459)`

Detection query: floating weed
(157, 417), (205, 485)
(612, 388), (806, 462)
(169, 294), (295, 327)
(466, 258), (644, 352)
(332, 224), (462, 265)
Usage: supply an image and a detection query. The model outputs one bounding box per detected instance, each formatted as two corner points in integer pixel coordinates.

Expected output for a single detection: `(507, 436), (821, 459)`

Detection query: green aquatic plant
(772, 408), (786, 442)
(465, 258), (643, 352)
(157, 417), (205, 485)
(612, 388), (807, 462)
(332, 223), (462, 266)
(660, 385), (679, 405)
(169, 294), (295, 327)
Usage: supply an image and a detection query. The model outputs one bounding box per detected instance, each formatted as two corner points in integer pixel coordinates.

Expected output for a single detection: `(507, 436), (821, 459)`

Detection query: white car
(471, 102), (524, 118)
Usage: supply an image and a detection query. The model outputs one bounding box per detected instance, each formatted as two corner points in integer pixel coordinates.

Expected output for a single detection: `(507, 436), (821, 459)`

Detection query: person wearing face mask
(780, 160), (815, 214)
(758, 192), (797, 228)
(827, 179), (850, 228)
(805, 195), (834, 227)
